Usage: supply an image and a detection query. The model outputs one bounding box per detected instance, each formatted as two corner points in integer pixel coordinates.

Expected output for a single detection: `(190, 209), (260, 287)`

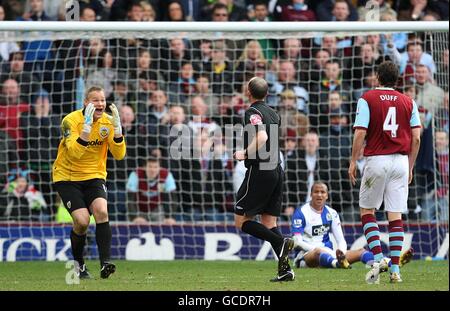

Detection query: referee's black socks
(96, 221), (112, 266)
(242, 220), (283, 254)
(270, 226), (283, 238)
(270, 227), (283, 259)
(70, 230), (86, 267)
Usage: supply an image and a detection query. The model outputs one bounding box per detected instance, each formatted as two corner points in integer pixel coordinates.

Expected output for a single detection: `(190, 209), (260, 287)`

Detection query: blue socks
(360, 250), (374, 264)
(319, 252), (337, 268)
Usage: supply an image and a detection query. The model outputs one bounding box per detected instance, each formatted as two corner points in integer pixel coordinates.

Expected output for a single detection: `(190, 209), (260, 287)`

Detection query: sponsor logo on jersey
(293, 219), (302, 227)
(312, 224), (330, 236)
(87, 139), (104, 146)
(145, 190), (159, 198)
(66, 201), (71, 209)
(158, 183), (165, 192)
(235, 205), (243, 210)
(249, 114), (263, 125)
(99, 126), (109, 139)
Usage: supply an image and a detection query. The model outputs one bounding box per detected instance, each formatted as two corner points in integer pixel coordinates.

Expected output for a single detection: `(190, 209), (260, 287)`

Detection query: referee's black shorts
(54, 179), (107, 214)
(234, 164), (284, 217)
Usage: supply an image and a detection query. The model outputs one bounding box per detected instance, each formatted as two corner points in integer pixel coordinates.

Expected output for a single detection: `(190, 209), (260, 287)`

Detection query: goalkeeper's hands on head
(106, 103), (122, 137)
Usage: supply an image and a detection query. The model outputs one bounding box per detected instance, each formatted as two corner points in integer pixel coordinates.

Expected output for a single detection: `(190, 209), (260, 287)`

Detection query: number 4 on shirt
(383, 107), (399, 138)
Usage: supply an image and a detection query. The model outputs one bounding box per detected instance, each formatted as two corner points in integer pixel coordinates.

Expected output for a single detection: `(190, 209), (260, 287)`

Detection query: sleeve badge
(249, 114), (263, 125)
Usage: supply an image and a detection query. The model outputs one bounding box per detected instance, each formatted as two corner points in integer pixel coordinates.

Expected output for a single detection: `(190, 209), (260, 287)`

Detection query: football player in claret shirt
(348, 61), (421, 284)
(52, 86), (126, 279)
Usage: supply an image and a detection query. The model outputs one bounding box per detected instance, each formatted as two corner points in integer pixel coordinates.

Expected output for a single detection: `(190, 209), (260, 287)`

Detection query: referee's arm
(247, 130), (268, 157)
(234, 130), (267, 161)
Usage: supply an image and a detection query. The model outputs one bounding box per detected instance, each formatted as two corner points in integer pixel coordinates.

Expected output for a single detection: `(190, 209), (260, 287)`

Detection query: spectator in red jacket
(0, 79), (30, 150)
(278, 0), (316, 22)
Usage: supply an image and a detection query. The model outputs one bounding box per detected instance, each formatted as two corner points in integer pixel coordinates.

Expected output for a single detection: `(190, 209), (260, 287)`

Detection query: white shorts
(359, 154), (409, 213)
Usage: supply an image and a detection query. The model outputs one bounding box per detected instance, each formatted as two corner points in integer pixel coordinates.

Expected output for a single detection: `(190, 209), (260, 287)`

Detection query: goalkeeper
(52, 86), (126, 279)
(291, 182), (413, 270)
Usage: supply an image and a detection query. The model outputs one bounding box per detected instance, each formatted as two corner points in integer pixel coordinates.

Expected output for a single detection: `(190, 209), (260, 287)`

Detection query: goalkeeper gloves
(82, 102), (95, 134)
(106, 103), (122, 136)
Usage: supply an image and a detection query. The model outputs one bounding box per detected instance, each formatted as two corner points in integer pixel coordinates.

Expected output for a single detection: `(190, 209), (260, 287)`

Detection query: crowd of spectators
(0, 0), (448, 224)
(0, 0), (448, 22)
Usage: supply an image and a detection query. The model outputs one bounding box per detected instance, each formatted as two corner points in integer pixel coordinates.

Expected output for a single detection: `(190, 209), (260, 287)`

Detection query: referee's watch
(244, 149), (248, 159)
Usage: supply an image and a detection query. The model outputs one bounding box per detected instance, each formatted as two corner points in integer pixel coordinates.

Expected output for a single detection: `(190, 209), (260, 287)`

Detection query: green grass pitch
(0, 260), (447, 291)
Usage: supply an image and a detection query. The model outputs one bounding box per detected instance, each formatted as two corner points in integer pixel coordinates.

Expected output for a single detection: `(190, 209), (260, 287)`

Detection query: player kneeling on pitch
(291, 182), (413, 270)
(52, 86), (126, 279)
(291, 182), (367, 269)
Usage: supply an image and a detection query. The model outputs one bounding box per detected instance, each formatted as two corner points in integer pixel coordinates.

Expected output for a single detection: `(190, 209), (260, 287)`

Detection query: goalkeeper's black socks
(270, 227), (283, 259)
(242, 220), (283, 253)
(70, 229), (86, 267)
(96, 221), (112, 267)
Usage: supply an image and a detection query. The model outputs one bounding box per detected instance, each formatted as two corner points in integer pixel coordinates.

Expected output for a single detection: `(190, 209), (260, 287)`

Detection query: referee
(52, 86), (126, 279)
(233, 77), (295, 282)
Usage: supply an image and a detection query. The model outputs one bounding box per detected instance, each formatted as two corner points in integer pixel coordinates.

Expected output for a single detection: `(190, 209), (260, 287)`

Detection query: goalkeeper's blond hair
(84, 86), (104, 100)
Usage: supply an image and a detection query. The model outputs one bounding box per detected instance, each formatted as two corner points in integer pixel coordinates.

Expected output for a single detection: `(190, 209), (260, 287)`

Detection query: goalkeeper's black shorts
(234, 164), (283, 217)
(54, 178), (107, 214)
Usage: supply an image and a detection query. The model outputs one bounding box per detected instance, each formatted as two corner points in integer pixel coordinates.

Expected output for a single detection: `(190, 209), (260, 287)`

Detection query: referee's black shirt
(243, 100), (281, 169)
